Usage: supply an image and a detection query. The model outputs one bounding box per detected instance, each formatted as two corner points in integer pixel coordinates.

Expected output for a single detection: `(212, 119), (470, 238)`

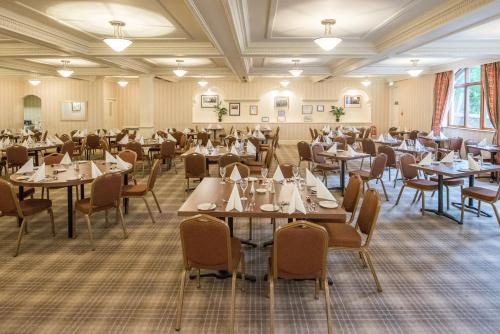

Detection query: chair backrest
(0, 179), (22, 217)
(362, 138), (376, 156)
(125, 141), (144, 159)
(355, 188), (381, 246)
(309, 128), (315, 140)
(219, 153), (239, 168)
(363, 127), (371, 138)
(297, 141), (312, 162)
(6, 145), (28, 166)
(273, 221), (328, 280)
(224, 136), (237, 147)
(464, 139), (481, 156)
(345, 132), (356, 145)
(118, 149), (137, 166)
(334, 136), (347, 150)
(377, 145), (396, 167)
(409, 130), (419, 140)
(59, 134), (71, 142)
(358, 128), (365, 138)
(115, 132), (126, 144)
(60, 140), (74, 157)
(42, 130), (48, 141)
(160, 141), (176, 158)
(248, 137), (261, 154)
(180, 214), (232, 270)
(44, 153), (64, 165)
(278, 163), (294, 179)
(399, 153), (418, 180)
(185, 153), (206, 179)
(178, 133), (187, 148)
(370, 153), (387, 178)
(225, 162), (250, 178)
(264, 147), (274, 169)
(448, 137), (463, 153)
(86, 134), (100, 149)
(197, 132), (209, 146)
(147, 160), (161, 190)
(172, 131), (183, 143)
(311, 143), (326, 164)
(90, 172), (122, 210)
(343, 175), (362, 215)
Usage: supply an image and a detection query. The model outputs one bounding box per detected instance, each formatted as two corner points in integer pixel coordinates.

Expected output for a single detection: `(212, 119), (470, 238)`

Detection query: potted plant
(330, 105), (345, 122)
(213, 101), (227, 122)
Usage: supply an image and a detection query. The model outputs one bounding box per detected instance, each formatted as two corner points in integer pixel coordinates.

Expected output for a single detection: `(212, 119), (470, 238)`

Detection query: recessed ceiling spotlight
(407, 59), (423, 77)
(314, 19), (342, 51)
(198, 79), (208, 87)
(280, 80), (290, 87)
(103, 21), (132, 52)
(361, 79), (371, 87)
(173, 60), (187, 77)
(288, 59), (303, 77)
(117, 79), (128, 87)
(57, 60), (73, 77)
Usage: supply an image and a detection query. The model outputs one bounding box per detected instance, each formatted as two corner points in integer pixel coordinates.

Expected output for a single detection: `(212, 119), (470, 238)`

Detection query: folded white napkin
(440, 151), (454, 163)
(273, 166), (284, 182)
(234, 131), (239, 140)
(138, 136), (145, 145)
(386, 133), (394, 141)
(17, 158), (34, 174)
(399, 141), (408, 150)
(118, 135), (129, 145)
(327, 143), (337, 154)
(256, 130), (265, 140)
(229, 165), (242, 182)
(415, 140), (425, 151)
(324, 136), (332, 145)
(288, 185), (307, 214)
(206, 139), (213, 149)
(477, 138), (488, 147)
(337, 130), (343, 136)
(116, 156), (131, 171)
(27, 136), (34, 144)
(347, 145), (357, 157)
(230, 145), (239, 155)
(32, 163), (46, 182)
(27, 129), (34, 136)
(305, 168), (316, 187)
(194, 145), (203, 154)
(315, 177), (336, 201)
(45, 137), (54, 146)
(53, 136), (64, 145)
(313, 136), (320, 144)
(246, 140), (256, 154)
(439, 132), (448, 140)
(152, 133), (157, 140)
(255, 125), (260, 130)
(21, 140), (29, 148)
(106, 151), (117, 163)
(418, 153), (432, 166)
(167, 133), (177, 143)
(377, 134), (384, 141)
(426, 130), (434, 139)
(61, 152), (72, 165)
(158, 136), (164, 144)
(91, 161), (103, 178)
(468, 155), (480, 171)
(226, 183), (243, 212)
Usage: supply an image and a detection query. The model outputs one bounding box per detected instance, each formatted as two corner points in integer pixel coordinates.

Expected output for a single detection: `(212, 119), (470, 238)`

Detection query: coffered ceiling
(0, 0), (500, 82)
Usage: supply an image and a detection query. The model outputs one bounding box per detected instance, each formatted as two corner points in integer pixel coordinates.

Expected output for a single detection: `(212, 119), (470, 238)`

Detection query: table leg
(490, 152), (497, 181)
(340, 160), (346, 195)
(123, 174), (129, 214)
(424, 175), (464, 224)
(18, 186), (24, 227)
(228, 217), (257, 248)
(34, 152), (39, 166)
(67, 186), (74, 238)
(80, 184), (85, 200)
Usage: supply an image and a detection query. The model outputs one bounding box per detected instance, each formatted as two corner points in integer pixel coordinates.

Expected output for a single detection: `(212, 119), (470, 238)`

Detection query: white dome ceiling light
(288, 59), (303, 77)
(280, 80), (290, 87)
(198, 79), (208, 87)
(28, 74), (41, 86)
(407, 59), (423, 77)
(361, 79), (371, 87)
(103, 21), (132, 52)
(57, 60), (74, 77)
(314, 19), (342, 51)
(173, 60), (187, 77)
(117, 79), (128, 87)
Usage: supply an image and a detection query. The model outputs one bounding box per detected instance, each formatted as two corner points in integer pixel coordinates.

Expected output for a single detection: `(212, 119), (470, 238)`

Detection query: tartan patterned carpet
(0, 144), (499, 334)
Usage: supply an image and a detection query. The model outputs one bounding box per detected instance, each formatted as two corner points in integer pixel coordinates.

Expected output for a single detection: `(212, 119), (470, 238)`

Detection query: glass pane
(466, 85), (481, 128)
(484, 102), (493, 128)
(451, 87), (465, 126)
(468, 65), (481, 83)
(455, 69), (465, 85)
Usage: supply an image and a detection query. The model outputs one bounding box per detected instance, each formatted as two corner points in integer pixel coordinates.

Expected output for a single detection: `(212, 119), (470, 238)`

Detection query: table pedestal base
(189, 271), (256, 282)
(422, 208), (462, 224)
(451, 202), (492, 218)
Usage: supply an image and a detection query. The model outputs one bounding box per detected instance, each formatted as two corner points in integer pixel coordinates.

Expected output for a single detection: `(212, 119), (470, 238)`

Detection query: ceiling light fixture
(104, 21), (132, 52)
(280, 80), (290, 87)
(288, 59), (303, 77)
(388, 81), (394, 86)
(198, 79), (208, 87)
(117, 79), (128, 87)
(407, 59), (423, 77)
(28, 74), (41, 86)
(57, 60), (74, 77)
(361, 79), (371, 87)
(314, 19), (342, 51)
(173, 60), (187, 77)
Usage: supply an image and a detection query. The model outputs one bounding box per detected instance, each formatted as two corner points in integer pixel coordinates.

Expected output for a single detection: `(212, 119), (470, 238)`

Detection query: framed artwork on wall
(303, 115), (313, 122)
(229, 103), (240, 116)
(277, 110), (286, 122)
(344, 95), (361, 108)
(61, 101), (87, 121)
(274, 96), (289, 110)
(316, 105), (324, 112)
(201, 95), (219, 108)
(71, 102), (81, 112)
(249, 105), (258, 115)
(261, 116), (270, 122)
(302, 105), (313, 114)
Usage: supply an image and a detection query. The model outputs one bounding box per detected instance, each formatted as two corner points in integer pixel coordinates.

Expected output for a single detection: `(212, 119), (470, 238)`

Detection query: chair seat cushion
(122, 184), (148, 197)
(20, 199), (52, 216)
(462, 186), (497, 202)
(189, 237), (241, 271)
(322, 223), (362, 248)
(315, 163), (339, 171)
(75, 198), (91, 213)
(429, 176), (464, 186)
(349, 169), (371, 179)
(407, 179), (438, 191)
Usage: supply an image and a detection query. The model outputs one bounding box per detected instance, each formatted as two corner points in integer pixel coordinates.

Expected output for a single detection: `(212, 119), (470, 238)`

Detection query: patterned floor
(0, 145), (499, 334)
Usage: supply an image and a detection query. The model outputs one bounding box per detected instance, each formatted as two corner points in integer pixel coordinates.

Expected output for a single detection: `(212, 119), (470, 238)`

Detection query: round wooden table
(10, 160), (132, 238)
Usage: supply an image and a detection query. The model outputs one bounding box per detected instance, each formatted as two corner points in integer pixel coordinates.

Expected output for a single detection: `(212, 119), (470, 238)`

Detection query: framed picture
(201, 95), (219, 108)
(277, 110), (286, 123)
(249, 105), (258, 115)
(344, 95), (361, 108)
(261, 116), (270, 122)
(302, 105), (313, 114)
(303, 115), (313, 122)
(274, 96), (289, 110)
(316, 105), (324, 112)
(72, 102), (81, 112)
(229, 103), (240, 116)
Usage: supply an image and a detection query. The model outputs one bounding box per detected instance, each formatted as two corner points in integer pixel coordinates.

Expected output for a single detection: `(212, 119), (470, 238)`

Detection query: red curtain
(431, 71), (452, 134)
(481, 62), (500, 144)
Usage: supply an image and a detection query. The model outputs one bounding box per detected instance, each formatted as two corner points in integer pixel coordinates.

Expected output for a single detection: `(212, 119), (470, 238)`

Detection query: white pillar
(138, 74), (154, 136)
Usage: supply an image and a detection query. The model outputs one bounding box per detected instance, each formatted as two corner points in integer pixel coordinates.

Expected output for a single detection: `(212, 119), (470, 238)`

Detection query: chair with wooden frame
(219, 153), (240, 169)
(85, 134), (101, 159)
(126, 141), (151, 176)
(278, 163), (294, 179)
(334, 136), (347, 150)
(395, 153), (438, 215)
(197, 132), (209, 146)
(118, 149), (138, 185)
(73, 173), (128, 250)
(360, 138), (376, 168)
(244, 147), (274, 175)
(460, 183), (500, 226)
(269, 221), (332, 334)
(154, 140), (177, 173)
(184, 152), (206, 192)
(0, 179), (55, 257)
(121, 159), (162, 224)
(176, 214), (245, 333)
(6, 145), (28, 175)
(311, 143), (339, 187)
(297, 141), (313, 169)
(60, 140), (75, 158)
(324, 188), (383, 292)
(350, 153), (389, 201)
(378, 145), (398, 182)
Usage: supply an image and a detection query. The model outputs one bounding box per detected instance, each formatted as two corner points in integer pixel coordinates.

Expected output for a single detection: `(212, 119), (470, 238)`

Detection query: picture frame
(274, 96), (289, 110)
(277, 110), (286, 123)
(261, 116), (269, 122)
(303, 115), (313, 122)
(72, 102), (81, 112)
(61, 101), (87, 121)
(316, 105), (324, 112)
(302, 105), (313, 114)
(344, 95), (361, 108)
(229, 102), (240, 116)
(201, 95), (219, 108)
(249, 105), (258, 115)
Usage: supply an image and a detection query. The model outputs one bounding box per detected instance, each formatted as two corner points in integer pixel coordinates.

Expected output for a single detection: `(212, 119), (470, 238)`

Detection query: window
(448, 65), (492, 129)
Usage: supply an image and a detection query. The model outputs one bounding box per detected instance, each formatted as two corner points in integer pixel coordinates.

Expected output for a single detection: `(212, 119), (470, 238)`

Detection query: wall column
(138, 74), (154, 136)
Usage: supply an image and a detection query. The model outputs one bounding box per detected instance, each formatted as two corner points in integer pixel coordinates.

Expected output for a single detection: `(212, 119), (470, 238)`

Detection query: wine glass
(240, 178), (248, 200)
(261, 167), (268, 181)
(219, 166), (226, 184)
(292, 166), (300, 180)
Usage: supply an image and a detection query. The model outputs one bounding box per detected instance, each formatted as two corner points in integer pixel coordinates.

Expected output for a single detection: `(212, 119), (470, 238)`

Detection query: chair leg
(142, 197), (156, 224)
(359, 251), (368, 267)
(491, 203), (500, 226)
(393, 169), (399, 188)
(421, 191), (425, 215)
(477, 201), (481, 218)
(196, 269), (201, 288)
(460, 195), (466, 223)
(151, 190), (162, 213)
(84, 214), (95, 251)
(445, 185), (450, 210)
(314, 278), (319, 300)
(117, 206), (128, 238)
(323, 278), (333, 334)
(379, 178), (389, 201)
(269, 276), (275, 334)
(175, 269), (187, 331)
(14, 218), (27, 257)
(363, 250), (382, 292)
(395, 185), (405, 205)
(240, 253), (246, 292)
(412, 190), (419, 204)
(230, 271), (237, 334)
(48, 208), (56, 236)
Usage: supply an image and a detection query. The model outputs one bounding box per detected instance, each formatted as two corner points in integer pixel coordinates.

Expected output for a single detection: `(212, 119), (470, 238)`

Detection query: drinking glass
(261, 167), (268, 181)
(292, 166), (300, 180)
(219, 166), (226, 184)
(240, 178), (248, 200)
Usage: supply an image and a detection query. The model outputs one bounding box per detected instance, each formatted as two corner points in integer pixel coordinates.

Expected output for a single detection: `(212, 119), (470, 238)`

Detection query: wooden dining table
(1, 142), (60, 165)
(413, 160), (500, 224)
(10, 160), (132, 238)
